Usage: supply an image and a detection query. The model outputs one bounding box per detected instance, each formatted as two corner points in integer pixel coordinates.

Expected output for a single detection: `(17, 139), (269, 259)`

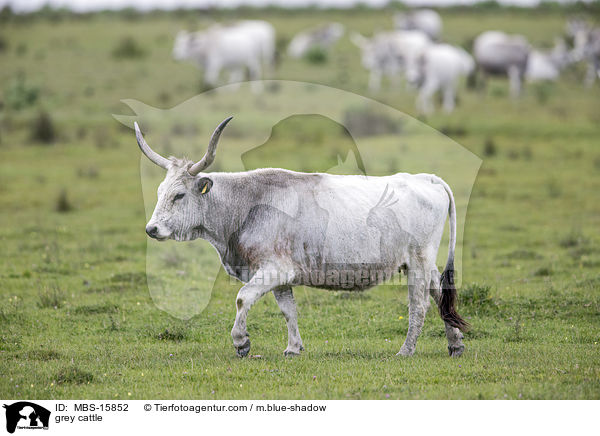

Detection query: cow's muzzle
(145, 225), (168, 241)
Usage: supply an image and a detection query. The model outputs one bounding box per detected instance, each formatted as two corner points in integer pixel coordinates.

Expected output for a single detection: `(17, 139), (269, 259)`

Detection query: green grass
(1, 8), (600, 399)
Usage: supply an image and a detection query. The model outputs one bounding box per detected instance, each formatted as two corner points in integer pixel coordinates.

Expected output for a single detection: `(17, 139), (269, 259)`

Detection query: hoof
(396, 346), (415, 357)
(236, 338), (251, 358)
(448, 344), (465, 357)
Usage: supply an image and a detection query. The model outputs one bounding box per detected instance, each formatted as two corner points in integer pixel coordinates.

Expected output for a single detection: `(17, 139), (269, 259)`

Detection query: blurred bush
(77, 166), (100, 179)
(545, 177), (562, 198)
(30, 110), (56, 144)
(483, 137), (497, 157)
(4, 75), (39, 110)
(55, 189), (73, 213)
(459, 283), (498, 316)
(38, 284), (65, 309)
(343, 105), (402, 137)
(55, 366), (94, 385)
(112, 36), (146, 59)
(0, 6), (13, 23)
(304, 46), (328, 64)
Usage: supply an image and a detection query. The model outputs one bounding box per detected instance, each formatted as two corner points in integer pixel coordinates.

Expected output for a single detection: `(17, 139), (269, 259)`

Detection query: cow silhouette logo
(3, 402), (50, 433)
(114, 80), (481, 320)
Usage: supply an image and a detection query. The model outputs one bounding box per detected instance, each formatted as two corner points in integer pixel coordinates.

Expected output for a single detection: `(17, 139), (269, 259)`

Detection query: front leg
(273, 286), (303, 356)
(203, 60), (221, 88)
(584, 61), (597, 88)
(227, 68), (244, 90)
(231, 266), (292, 357)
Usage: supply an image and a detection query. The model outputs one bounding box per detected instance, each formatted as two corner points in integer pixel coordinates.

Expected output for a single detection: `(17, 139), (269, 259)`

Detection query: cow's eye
(173, 193), (185, 202)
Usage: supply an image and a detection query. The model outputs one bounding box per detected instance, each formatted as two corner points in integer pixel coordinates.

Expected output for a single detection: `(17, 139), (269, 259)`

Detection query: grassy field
(1, 6), (599, 400)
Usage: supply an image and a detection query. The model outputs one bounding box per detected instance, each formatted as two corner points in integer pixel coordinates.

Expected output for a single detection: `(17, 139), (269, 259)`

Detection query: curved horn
(188, 116), (233, 176)
(134, 122), (170, 170)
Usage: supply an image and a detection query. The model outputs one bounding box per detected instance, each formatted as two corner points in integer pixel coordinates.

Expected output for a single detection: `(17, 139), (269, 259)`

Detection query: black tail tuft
(439, 265), (470, 332)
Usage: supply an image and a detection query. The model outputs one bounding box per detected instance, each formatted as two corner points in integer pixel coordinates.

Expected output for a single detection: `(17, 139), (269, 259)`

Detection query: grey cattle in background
(567, 19), (600, 87)
(526, 39), (572, 82)
(351, 30), (431, 91)
(394, 9), (442, 40)
(473, 30), (530, 98)
(172, 20), (275, 92)
(134, 118), (469, 358)
(409, 43), (474, 114)
(287, 23), (345, 58)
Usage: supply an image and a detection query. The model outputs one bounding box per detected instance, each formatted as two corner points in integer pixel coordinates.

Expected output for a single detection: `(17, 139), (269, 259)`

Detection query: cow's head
(350, 32), (379, 71)
(172, 31), (209, 62)
(134, 117), (232, 241)
(565, 19), (590, 62)
(172, 30), (191, 61)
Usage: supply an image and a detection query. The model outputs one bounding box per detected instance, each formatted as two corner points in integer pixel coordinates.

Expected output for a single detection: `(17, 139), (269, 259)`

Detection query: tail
(434, 177), (469, 332)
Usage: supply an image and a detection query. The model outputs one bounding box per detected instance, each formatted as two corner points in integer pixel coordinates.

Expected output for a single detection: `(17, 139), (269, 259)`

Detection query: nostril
(146, 226), (158, 237)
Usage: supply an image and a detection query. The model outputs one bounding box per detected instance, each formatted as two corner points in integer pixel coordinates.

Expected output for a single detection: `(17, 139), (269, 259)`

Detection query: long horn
(188, 116), (233, 176)
(134, 122), (170, 169)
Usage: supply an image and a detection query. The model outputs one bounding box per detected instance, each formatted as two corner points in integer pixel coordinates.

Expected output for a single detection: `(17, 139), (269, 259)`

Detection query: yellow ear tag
(201, 183), (208, 194)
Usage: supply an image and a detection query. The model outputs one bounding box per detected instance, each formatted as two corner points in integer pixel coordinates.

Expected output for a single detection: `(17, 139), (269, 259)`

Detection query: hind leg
(508, 65), (522, 98)
(584, 59), (598, 88)
(429, 265), (465, 357)
(227, 68), (244, 90)
(397, 261), (430, 356)
(442, 83), (456, 113)
(273, 286), (304, 356)
(416, 79), (437, 115)
(247, 60), (263, 93)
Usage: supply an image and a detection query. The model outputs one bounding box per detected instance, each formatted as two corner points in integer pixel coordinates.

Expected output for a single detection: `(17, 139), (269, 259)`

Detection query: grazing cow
(526, 39), (572, 82)
(473, 31), (530, 98)
(567, 19), (600, 87)
(394, 9), (442, 40)
(288, 23), (345, 58)
(407, 43), (474, 114)
(173, 20), (275, 92)
(134, 118), (469, 358)
(351, 30), (431, 91)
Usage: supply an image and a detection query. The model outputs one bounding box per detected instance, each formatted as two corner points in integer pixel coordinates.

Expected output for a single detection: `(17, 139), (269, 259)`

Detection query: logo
(3, 402), (50, 434)
(114, 81), (481, 320)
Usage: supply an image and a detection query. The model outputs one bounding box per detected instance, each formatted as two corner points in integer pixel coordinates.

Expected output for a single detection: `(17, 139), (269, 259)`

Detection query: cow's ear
(196, 177), (213, 195)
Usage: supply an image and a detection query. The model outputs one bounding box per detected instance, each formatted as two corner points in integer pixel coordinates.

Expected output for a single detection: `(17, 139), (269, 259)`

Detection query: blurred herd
(171, 9), (600, 114)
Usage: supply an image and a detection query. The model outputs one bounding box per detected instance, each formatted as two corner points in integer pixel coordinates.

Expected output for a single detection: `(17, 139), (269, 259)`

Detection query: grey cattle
(351, 30), (431, 91)
(473, 31), (531, 98)
(526, 39), (572, 83)
(410, 43), (475, 114)
(134, 118), (468, 358)
(567, 19), (600, 87)
(287, 23), (345, 58)
(173, 20), (275, 92)
(394, 9), (442, 40)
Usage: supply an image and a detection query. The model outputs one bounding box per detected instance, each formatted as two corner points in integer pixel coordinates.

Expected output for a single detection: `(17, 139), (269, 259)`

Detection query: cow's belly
(294, 221), (406, 291)
(293, 261), (402, 291)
